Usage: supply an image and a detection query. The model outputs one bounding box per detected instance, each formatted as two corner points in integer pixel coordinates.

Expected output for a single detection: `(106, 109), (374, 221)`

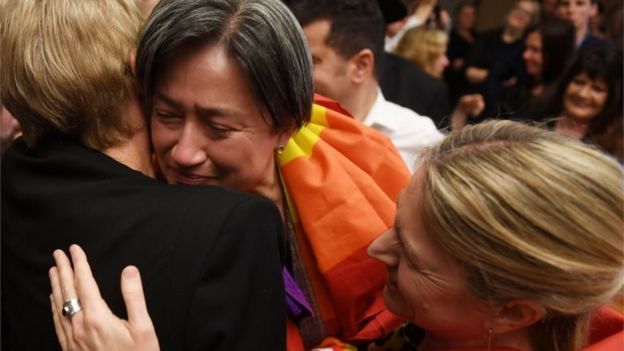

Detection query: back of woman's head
(532, 17), (576, 84)
(420, 120), (623, 350)
(394, 26), (448, 77)
(0, 0), (144, 149)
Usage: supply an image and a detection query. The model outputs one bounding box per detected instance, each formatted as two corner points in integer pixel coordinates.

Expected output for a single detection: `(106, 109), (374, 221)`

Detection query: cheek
(563, 86), (576, 101)
(594, 93), (608, 110)
(396, 264), (429, 310)
(150, 124), (175, 156)
(223, 135), (275, 176)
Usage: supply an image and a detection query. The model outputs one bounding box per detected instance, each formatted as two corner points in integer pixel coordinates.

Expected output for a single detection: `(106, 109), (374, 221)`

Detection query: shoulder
(373, 99), (443, 143)
(152, 185), (278, 228)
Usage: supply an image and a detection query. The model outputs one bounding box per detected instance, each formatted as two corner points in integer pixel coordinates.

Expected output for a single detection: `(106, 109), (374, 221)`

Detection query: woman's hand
(49, 244), (160, 351)
(450, 94), (485, 130)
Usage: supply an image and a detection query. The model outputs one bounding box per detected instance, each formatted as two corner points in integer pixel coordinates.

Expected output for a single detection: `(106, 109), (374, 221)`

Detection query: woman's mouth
(174, 172), (220, 186)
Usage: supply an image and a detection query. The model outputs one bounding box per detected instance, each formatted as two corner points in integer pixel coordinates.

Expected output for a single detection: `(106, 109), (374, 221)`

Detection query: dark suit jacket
(380, 53), (451, 128)
(1, 136), (286, 351)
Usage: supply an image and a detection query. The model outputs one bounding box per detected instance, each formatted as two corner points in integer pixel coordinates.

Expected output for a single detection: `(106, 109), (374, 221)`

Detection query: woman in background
(547, 45), (623, 162)
(452, 18), (576, 128)
(394, 26), (449, 79)
(486, 17), (577, 119)
(445, 1), (478, 104)
(464, 0), (540, 87)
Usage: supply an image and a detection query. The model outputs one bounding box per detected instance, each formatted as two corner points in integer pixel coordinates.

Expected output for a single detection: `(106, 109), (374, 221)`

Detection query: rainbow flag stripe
(279, 95), (409, 349)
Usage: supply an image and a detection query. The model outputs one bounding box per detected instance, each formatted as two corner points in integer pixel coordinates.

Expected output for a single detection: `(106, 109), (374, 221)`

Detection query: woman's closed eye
(153, 109), (182, 122)
(204, 121), (241, 139)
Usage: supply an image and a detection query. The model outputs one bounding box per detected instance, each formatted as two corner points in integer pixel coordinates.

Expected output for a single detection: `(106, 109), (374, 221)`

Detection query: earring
(276, 144), (285, 155)
(486, 328), (494, 351)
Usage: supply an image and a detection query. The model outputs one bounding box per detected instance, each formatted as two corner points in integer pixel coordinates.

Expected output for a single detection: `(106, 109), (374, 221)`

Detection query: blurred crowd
(383, 0), (622, 162)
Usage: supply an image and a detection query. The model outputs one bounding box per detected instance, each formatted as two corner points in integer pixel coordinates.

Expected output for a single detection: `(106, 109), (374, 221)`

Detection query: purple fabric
(283, 267), (313, 320)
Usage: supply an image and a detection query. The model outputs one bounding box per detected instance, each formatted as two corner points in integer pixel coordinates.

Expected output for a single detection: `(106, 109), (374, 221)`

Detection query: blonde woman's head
(0, 0), (144, 149)
(394, 26), (449, 78)
(418, 120), (623, 351)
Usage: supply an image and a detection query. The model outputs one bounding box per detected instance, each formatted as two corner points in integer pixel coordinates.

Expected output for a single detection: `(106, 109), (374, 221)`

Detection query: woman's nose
(367, 229), (399, 267)
(171, 123), (207, 168)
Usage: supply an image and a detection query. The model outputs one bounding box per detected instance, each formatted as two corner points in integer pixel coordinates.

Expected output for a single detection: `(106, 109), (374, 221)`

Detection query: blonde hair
(419, 120), (623, 351)
(0, 0), (144, 149)
(394, 26), (447, 78)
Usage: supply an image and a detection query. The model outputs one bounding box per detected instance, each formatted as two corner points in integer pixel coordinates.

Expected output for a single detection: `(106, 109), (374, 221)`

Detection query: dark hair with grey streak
(136, 0), (313, 131)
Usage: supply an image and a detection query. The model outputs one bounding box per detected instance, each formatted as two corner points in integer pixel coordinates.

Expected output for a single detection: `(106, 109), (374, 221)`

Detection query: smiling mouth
(174, 172), (220, 186)
(570, 100), (593, 109)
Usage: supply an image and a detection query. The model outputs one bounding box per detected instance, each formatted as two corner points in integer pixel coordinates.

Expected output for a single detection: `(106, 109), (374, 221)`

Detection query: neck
(555, 115), (591, 139)
(101, 93), (155, 178)
(458, 28), (475, 41)
(423, 328), (533, 351)
(531, 83), (544, 96)
(341, 80), (379, 122)
(250, 158), (286, 220)
(576, 26), (589, 47)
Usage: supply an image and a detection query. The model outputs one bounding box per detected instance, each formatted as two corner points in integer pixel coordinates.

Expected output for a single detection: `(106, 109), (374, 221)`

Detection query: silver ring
(61, 298), (82, 317)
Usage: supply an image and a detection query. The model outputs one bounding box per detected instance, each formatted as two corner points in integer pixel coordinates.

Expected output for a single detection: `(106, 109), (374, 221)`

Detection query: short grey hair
(136, 0), (313, 131)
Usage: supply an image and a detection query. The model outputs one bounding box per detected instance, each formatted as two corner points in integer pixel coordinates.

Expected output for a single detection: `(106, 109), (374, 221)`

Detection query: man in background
(557, 0), (605, 52)
(291, 0), (443, 172)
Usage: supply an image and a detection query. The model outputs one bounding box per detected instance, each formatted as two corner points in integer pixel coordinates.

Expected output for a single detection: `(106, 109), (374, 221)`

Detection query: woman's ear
(488, 299), (545, 335)
(276, 127), (295, 147)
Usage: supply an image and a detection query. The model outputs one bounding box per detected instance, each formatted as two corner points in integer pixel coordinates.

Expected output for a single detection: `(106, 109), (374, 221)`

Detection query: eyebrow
(153, 91), (241, 119)
(153, 91), (183, 110)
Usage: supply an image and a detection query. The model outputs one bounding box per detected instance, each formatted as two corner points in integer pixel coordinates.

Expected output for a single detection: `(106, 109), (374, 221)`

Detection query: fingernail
(123, 266), (139, 279)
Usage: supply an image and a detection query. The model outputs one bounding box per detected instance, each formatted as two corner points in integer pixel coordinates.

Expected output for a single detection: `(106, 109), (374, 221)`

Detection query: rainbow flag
(279, 95), (410, 349)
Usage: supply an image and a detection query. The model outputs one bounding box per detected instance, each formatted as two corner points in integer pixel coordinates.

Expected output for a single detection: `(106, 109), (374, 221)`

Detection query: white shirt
(384, 16), (423, 52)
(362, 89), (443, 172)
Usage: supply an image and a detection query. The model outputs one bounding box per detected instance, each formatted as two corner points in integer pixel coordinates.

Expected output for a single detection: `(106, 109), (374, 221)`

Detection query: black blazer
(380, 53), (450, 128)
(1, 136), (286, 351)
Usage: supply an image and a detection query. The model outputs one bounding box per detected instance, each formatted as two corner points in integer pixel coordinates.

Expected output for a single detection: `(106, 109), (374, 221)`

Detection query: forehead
(154, 44), (266, 117)
(155, 44), (250, 95)
(573, 71), (607, 85)
(517, 0), (537, 12)
(526, 31), (542, 44)
(396, 169), (464, 273)
(302, 20), (343, 57)
(560, 0), (591, 6)
(396, 168), (426, 225)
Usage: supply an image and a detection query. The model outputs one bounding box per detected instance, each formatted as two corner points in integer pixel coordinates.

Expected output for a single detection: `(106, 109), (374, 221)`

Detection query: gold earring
(276, 145), (285, 155)
(486, 328), (494, 351)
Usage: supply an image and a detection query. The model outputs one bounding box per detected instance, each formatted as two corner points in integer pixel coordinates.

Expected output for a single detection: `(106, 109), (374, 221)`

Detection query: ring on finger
(61, 298), (82, 317)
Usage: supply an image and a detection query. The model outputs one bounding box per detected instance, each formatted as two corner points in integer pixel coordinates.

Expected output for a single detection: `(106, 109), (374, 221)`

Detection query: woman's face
(506, 1), (537, 32)
(368, 169), (492, 345)
(456, 5), (476, 31)
(523, 31), (543, 79)
(431, 48), (450, 79)
(563, 72), (609, 121)
(150, 44), (291, 195)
